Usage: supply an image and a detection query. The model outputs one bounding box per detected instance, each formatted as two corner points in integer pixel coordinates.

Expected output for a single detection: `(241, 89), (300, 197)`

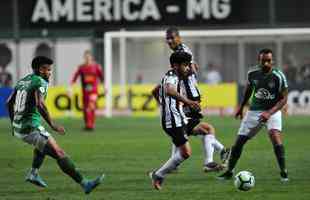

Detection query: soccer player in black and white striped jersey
(152, 27), (230, 172)
(149, 51), (200, 190)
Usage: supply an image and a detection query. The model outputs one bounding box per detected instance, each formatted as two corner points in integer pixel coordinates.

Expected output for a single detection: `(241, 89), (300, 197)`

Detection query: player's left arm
(268, 88), (288, 115)
(260, 72), (289, 122)
(34, 89), (65, 134)
(6, 89), (17, 122)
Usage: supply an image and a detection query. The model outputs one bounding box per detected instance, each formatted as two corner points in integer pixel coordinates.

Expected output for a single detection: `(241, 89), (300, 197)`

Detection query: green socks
(57, 157), (84, 184)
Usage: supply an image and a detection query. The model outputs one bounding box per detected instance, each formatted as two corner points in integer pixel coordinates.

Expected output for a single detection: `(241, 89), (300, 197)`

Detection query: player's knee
(269, 130), (282, 145)
(55, 149), (66, 159)
(182, 151), (191, 159)
(200, 123), (215, 135)
(180, 148), (192, 159)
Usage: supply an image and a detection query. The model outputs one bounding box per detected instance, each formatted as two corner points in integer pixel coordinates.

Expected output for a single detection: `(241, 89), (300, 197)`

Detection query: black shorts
(163, 127), (188, 147)
(186, 118), (201, 136)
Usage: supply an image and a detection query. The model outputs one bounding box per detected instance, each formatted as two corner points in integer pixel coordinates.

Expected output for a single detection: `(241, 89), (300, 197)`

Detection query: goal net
(103, 28), (310, 117)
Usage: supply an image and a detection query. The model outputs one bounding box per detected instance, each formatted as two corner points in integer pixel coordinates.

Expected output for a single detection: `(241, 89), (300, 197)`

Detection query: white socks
(169, 133), (225, 167)
(212, 137), (224, 152)
(170, 144), (178, 158)
(156, 148), (185, 178)
(202, 134), (215, 164)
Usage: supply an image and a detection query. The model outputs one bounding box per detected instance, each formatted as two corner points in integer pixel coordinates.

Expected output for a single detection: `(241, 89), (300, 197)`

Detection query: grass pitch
(0, 116), (309, 200)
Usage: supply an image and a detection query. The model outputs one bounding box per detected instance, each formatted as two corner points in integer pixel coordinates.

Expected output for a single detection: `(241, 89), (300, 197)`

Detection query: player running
(71, 50), (104, 131)
(6, 56), (104, 194)
(149, 51), (200, 190)
(217, 48), (289, 182)
(152, 27), (230, 172)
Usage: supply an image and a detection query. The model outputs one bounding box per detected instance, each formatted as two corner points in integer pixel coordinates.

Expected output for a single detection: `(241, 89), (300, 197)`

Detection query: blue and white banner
(0, 87), (13, 118)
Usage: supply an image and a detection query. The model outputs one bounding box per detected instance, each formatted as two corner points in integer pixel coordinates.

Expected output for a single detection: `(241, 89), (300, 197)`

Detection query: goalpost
(104, 28), (310, 117)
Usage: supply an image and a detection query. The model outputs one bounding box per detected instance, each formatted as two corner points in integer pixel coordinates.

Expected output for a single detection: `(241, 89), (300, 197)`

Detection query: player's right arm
(151, 84), (160, 104)
(34, 90), (65, 135)
(165, 83), (200, 111)
(235, 83), (253, 119)
(70, 66), (81, 85)
(6, 89), (17, 122)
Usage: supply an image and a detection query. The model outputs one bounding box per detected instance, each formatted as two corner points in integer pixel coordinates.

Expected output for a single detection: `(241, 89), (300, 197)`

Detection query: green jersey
(248, 66), (288, 111)
(12, 74), (48, 134)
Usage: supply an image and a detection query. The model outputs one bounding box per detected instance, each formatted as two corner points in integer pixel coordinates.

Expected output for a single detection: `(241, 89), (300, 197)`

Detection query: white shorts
(14, 126), (52, 153)
(237, 110), (282, 139)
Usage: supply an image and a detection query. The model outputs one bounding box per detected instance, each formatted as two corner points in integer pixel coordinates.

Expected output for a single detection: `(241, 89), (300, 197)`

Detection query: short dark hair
(259, 48), (273, 55)
(31, 56), (53, 72)
(166, 27), (180, 36)
(170, 51), (192, 65)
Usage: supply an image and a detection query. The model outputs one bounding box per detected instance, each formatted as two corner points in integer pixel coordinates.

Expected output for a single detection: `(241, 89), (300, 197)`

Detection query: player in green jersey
(6, 56), (104, 194)
(218, 49), (289, 182)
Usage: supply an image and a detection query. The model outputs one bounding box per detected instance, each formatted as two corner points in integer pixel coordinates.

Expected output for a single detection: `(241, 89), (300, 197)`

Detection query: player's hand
(235, 106), (244, 119)
(52, 124), (66, 135)
(186, 100), (201, 111)
(258, 111), (271, 123)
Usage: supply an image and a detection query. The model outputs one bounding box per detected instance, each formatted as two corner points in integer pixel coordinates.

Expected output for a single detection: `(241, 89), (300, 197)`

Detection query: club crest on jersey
(255, 88), (275, 100)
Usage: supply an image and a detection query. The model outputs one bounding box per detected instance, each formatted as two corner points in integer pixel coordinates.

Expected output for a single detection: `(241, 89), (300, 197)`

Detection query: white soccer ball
(234, 171), (255, 191)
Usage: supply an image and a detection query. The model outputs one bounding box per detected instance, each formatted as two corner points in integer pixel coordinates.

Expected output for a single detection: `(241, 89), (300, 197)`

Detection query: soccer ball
(234, 171), (255, 191)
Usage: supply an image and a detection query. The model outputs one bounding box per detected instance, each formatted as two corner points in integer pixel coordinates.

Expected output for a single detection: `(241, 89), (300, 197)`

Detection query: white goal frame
(104, 28), (310, 117)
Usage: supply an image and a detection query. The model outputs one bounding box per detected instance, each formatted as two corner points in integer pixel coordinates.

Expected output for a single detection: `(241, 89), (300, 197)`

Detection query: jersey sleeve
(33, 77), (48, 97)
(277, 70), (288, 91)
(165, 75), (178, 86)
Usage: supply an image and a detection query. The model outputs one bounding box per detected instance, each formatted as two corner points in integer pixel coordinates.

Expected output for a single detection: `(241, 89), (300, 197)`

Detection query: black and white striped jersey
(159, 70), (187, 129)
(174, 43), (201, 102)
(175, 43), (194, 63)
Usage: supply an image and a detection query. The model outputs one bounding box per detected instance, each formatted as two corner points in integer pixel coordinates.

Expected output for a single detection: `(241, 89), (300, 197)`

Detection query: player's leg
(156, 142), (191, 177)
(267, 111), (288, 181)
(43, 137), (104, 194)
(170, 143), (178, 158)
(88, 93), (98, 129)
(150, 142), (191, 190)
(166, 118), (199, 172)
(192, 122), (228, 171)
(218, 111), (262, 180)
(269, 130), (288, 181)
(150, 127), (191, 190)
(21, 128), (50, 187)
(167, 143), (179, 173)
(25, 148), (48, 187)
(82, 93), (93, 130)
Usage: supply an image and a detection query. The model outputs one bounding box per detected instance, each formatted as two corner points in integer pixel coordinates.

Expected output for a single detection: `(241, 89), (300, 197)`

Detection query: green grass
(0, 116), (310, 200)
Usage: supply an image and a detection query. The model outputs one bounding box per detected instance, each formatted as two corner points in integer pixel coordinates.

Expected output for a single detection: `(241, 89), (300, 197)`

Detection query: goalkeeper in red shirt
(71, 50), (104, 131)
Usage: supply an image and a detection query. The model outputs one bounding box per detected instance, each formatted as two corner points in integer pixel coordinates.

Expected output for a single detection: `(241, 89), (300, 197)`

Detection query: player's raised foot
(217, 170), (233, 180)
(25, 172), (48, 188)
(203, 162), (225, 173)
(82, 174), (105, 194)
(280, 170), (289, 182)
(220, 148), (231, 166)
(149, 171), (164, 190)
